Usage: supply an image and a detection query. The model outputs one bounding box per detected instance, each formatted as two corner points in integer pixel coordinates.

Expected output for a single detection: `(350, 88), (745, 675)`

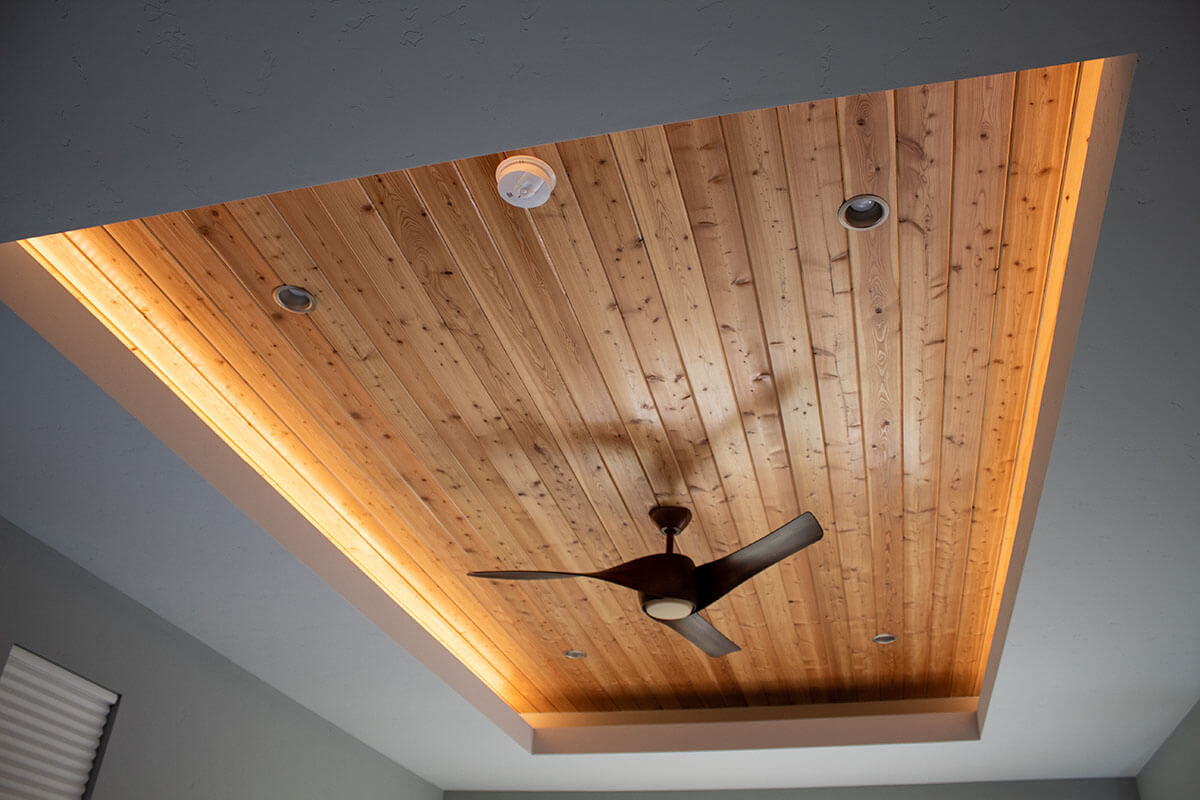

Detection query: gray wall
(1138, 697), (1200, 800)
(1, 0), (1195, 243)
(0, 515), (441, 800)
(446, 779), (1139, 800)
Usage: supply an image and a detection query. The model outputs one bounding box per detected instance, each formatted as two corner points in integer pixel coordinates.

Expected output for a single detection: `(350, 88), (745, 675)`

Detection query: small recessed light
(273, 284), (316, 313)
(563, 649), (587, 660)
(838, 194), (890, 231)
(872, 633), (897, 644)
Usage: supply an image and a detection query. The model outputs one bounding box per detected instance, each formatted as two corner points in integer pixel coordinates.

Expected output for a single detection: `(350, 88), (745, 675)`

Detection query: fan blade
(471, 553), (697, 597)
(659, 613), (741, 657)
(693, 512), (823, 608)
(467, 570), (592, 581)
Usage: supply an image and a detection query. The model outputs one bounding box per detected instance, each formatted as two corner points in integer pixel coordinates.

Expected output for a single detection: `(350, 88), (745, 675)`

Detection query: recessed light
(872, 633), (897, 644)
(838, 194), (890, 231)
(563, 649), (587, 660)
(272, 284), (316, 314)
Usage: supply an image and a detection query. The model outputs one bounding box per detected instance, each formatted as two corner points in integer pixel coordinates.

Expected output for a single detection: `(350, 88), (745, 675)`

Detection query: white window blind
(0, 646), (118, 799)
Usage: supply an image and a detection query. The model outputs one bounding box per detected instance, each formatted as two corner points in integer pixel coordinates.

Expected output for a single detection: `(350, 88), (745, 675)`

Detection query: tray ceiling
(21, 59), (1106, 717)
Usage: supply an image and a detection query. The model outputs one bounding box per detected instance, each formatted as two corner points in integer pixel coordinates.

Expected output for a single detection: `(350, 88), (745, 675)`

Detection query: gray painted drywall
(0, 514), (441, 800)
(1138, 697), (1200, 800)
(0, 0), (1190, 242)
(446, 779), (1140, 800)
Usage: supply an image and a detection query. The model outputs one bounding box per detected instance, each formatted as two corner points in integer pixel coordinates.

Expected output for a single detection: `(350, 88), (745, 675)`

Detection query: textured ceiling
(1, 0), (1197, 791)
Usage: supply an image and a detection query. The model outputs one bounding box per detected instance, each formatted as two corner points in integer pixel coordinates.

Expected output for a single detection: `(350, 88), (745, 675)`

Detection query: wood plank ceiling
(22, 59), (1096, 714)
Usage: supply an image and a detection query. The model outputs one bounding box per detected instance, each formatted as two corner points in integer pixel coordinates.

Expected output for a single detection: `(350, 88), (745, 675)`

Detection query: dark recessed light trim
(872, 633), (897, 644)
(838, 194), (890, 231)
(272, 284), (316, 314)
(563, 649), (588, 660)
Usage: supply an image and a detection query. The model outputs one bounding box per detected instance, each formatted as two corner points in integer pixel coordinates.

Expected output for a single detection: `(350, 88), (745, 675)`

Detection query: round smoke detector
(495, 155), (556, 208)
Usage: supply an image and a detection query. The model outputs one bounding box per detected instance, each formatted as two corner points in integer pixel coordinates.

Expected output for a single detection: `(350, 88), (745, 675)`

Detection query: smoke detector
(495, 155), (556, 208)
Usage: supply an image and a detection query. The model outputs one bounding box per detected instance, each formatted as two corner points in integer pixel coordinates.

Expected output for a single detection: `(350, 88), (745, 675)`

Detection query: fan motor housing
(633, 552), (699, 620)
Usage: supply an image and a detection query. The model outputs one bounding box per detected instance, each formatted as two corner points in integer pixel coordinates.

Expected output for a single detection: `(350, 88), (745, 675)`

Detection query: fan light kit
(272, 284), (316, 313)
(838, 194), (890, 231)
(643, 597), (696, 621)
(495, 155), (557, 208)
(469, 505), (824, 657)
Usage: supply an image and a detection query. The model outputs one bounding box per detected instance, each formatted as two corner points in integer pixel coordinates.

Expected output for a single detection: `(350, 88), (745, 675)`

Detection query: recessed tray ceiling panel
(21, 59), (1104, 715)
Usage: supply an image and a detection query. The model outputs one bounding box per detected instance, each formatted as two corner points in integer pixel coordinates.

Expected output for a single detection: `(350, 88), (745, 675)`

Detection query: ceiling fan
(468, 506), (823, 657)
